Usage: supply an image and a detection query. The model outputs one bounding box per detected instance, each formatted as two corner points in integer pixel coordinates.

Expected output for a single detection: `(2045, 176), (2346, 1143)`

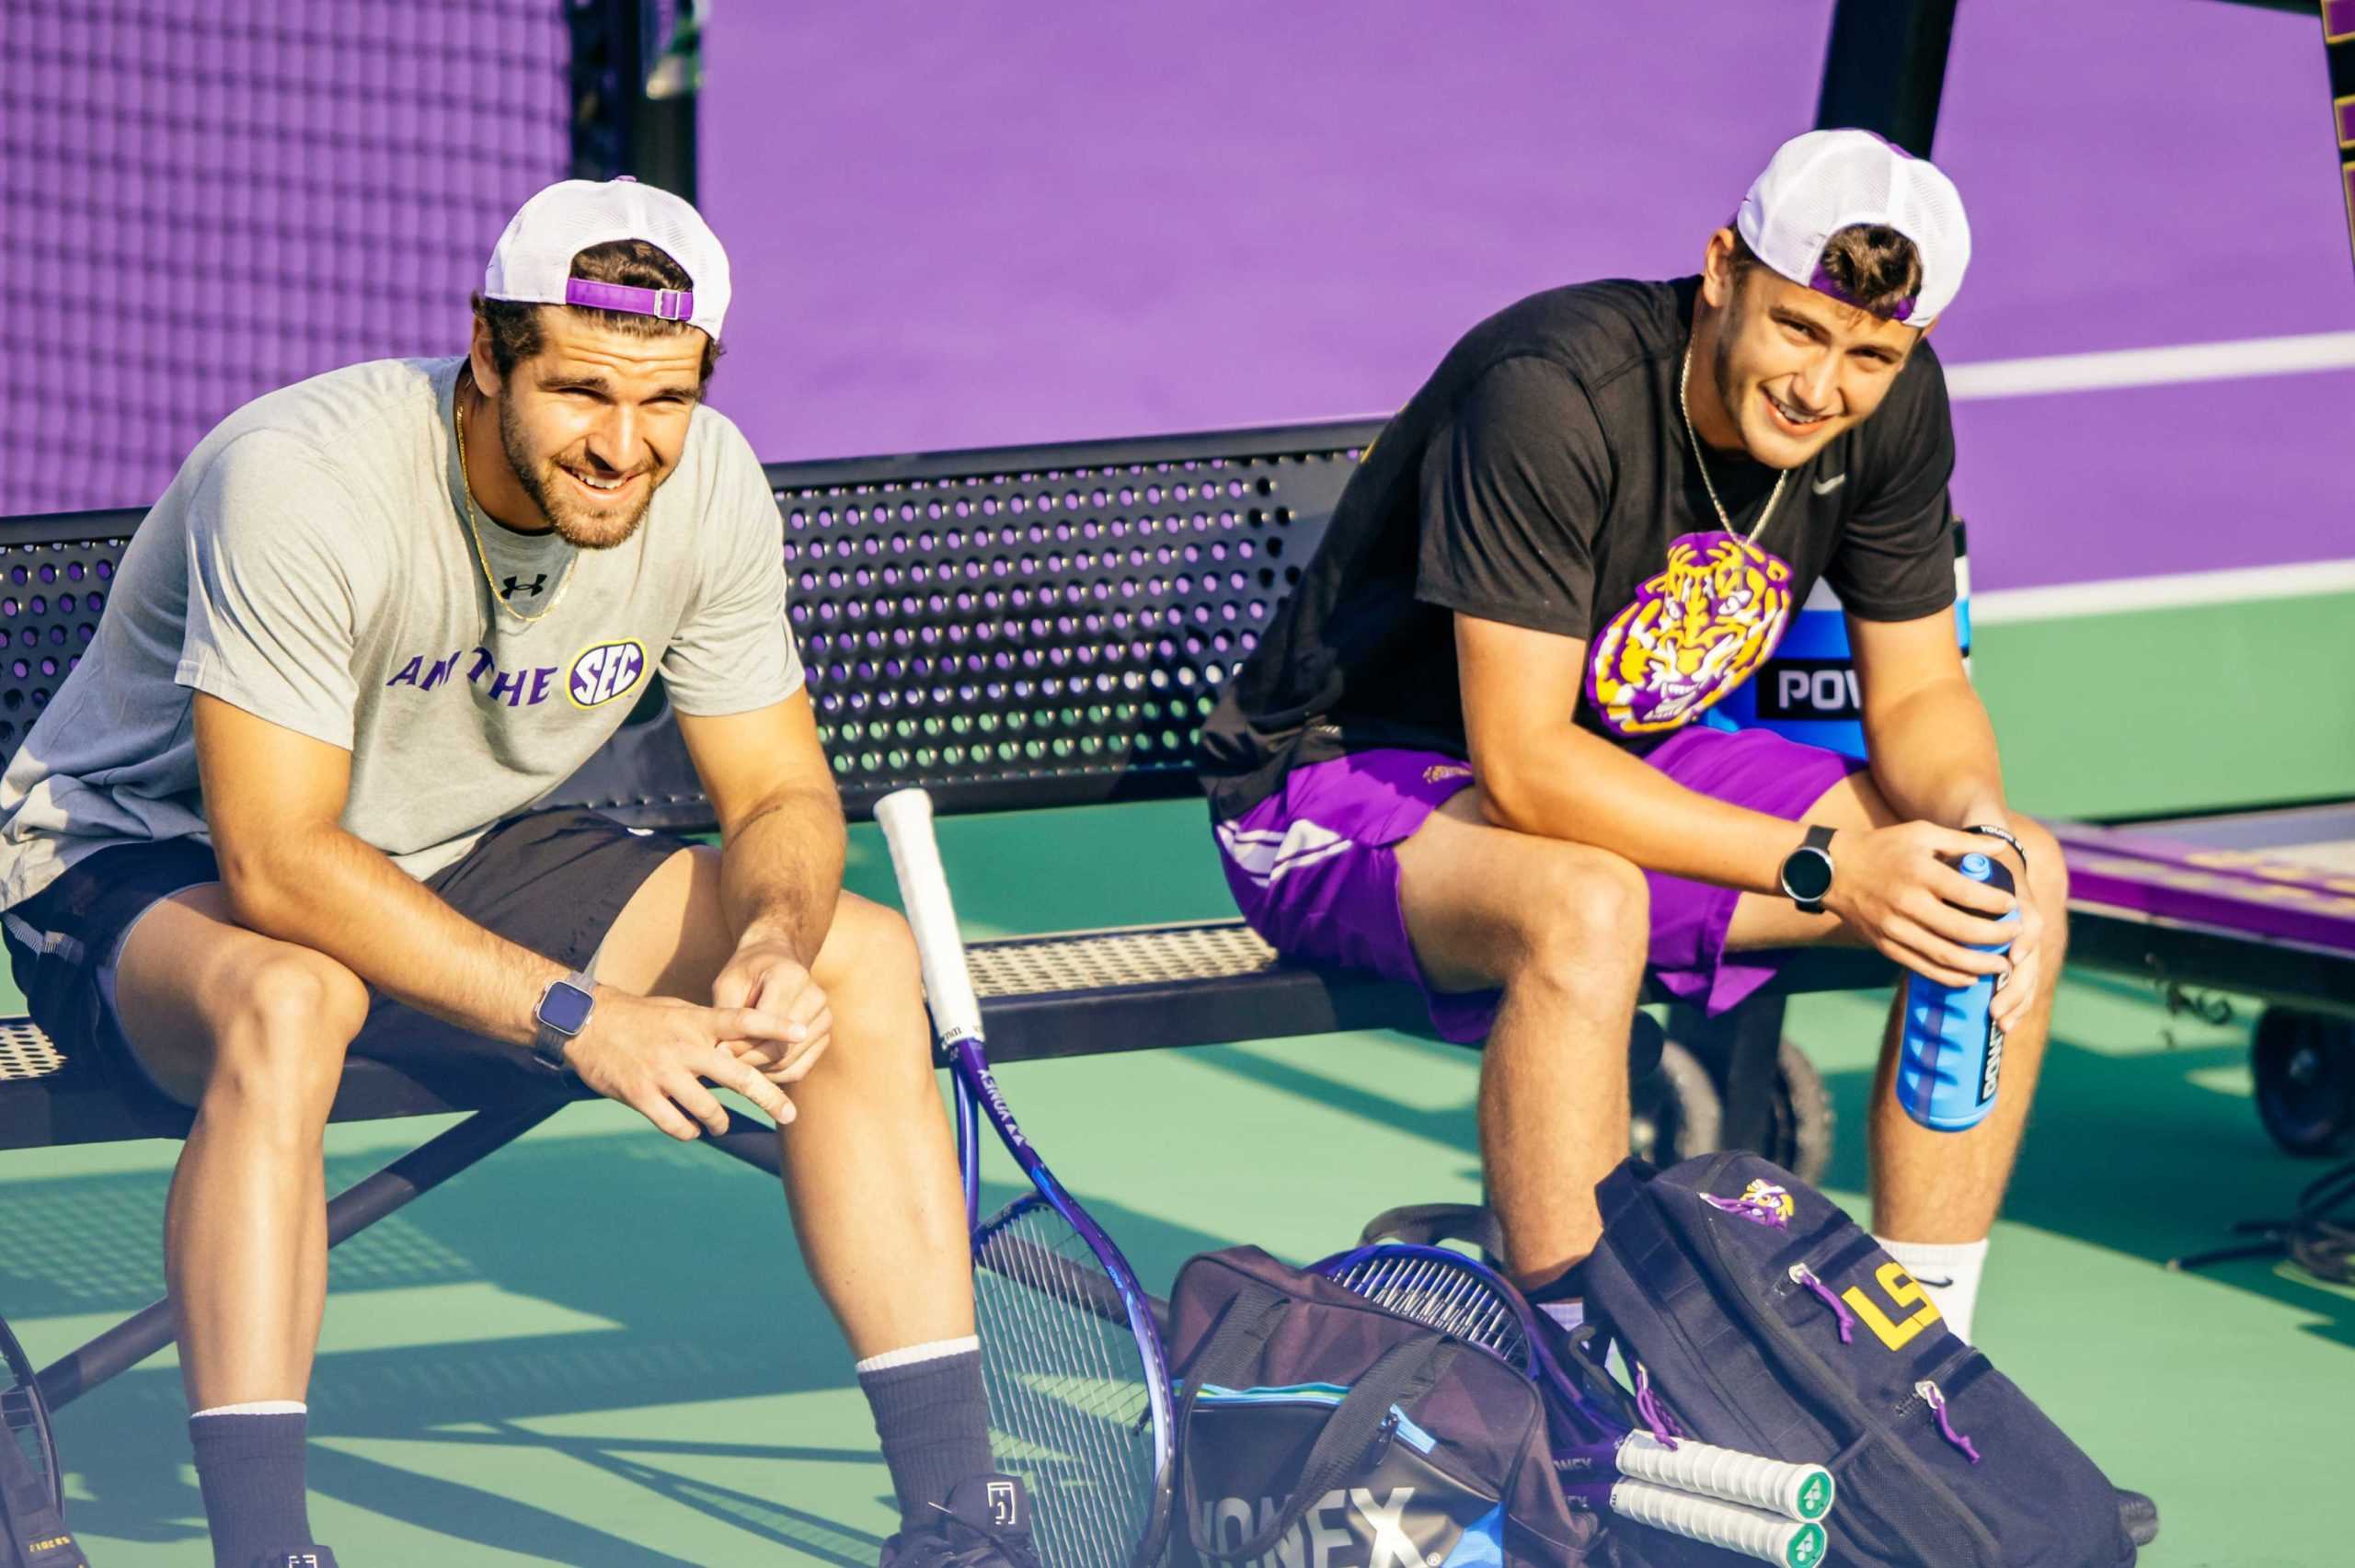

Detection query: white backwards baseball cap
(483, 177), (732, 340)
(1736, 129), (1970, 326)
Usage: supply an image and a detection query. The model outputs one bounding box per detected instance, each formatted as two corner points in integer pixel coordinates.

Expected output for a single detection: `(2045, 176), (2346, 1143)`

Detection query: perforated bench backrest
(765, 420), (1377, 817)
(0, 509), (138, 766)
(0, 419), (1381, 822)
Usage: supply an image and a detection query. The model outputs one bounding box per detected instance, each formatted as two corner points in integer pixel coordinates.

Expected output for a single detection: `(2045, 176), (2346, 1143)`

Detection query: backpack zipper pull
(1364, 1409), (1400, 1467)
(1915, 1379), (1982, 1464)
(1788, 1263), (1856, 1344)
(1633, 1361), (1683, 1447)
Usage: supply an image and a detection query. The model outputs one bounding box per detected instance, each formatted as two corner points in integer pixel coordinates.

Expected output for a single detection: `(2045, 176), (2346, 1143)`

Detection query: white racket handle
(1609, 1480), (1828, 1568)
(1616, 1430), (1834, 1522)
(874, 788), (985, 1044)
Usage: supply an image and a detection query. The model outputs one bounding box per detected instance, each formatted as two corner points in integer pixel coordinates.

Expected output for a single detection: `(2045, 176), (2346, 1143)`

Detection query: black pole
(2328, 4), (2355, 280)
(1813, 0), (1961, 157)
(569, 0), (701, 203)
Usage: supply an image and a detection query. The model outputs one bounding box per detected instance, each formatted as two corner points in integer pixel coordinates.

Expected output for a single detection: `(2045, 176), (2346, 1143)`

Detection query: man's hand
(1954, 823), (2042, 1035)
(562, 989), (804, 1140)
(1822, 822), (2022, 993)
(712, 936), (834, 1088)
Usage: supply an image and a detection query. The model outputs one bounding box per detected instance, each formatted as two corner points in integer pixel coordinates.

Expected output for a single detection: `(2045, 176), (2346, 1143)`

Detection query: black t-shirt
(1196, 276), (1959, 819)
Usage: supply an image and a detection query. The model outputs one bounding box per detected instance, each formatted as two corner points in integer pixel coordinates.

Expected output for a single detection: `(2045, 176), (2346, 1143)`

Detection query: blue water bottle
(1894, 853), (2017, 1131)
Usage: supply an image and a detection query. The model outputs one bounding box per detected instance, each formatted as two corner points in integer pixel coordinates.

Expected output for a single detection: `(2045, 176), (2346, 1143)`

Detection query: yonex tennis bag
(1582, 1152), (2133, 1568)
(1166, 1244), (1595, 1568)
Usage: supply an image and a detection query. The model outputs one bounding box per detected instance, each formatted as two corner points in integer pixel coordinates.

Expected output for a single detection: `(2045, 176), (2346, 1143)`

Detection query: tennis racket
(877, 787), (1177, 1568)
(0, 1316), (88, 1567)
(1315, 1243), (1831, 1568)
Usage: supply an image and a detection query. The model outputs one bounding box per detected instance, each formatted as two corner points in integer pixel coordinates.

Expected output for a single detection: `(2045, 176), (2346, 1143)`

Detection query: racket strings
(2, 1367), (53, 1504)
(976, 1217), (1139, 1566)
(1332, 1253), (1525, 1362)
(974, 1200), (1154, 1568)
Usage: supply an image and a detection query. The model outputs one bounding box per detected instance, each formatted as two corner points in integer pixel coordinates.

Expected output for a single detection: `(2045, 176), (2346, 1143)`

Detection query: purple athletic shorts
(1212, 727), (1864, 1043)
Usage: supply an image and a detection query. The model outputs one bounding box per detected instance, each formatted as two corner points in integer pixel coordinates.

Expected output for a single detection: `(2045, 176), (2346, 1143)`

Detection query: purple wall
(701, 0), (2354, 593)
(2, 0), (570, 514)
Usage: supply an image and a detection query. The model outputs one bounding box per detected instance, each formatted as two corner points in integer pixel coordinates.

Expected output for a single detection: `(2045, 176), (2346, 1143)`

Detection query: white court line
(1971, 559), (2355, 624)
(1946, 330), (2355, 399)
(1946, 333), (2355, 621)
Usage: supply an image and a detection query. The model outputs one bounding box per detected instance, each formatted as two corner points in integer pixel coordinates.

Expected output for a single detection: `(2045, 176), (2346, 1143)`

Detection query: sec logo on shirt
(568, 638), (648, 707)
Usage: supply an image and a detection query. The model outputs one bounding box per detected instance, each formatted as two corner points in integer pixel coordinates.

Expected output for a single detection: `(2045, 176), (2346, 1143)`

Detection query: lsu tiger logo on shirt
(1586, 531), (1794, 736)
(568, 638), (648, 708)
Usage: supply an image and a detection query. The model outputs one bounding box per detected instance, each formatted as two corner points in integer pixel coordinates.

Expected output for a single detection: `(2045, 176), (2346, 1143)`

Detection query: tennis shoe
(879, 1474), (1040, 1568)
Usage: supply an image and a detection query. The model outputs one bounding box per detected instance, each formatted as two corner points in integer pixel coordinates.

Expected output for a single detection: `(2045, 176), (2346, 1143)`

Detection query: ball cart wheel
(1762, 1037), (1836, 1185)
(2252, 1006), (2355, 1158)
(1631, 1040), (1723, 1166)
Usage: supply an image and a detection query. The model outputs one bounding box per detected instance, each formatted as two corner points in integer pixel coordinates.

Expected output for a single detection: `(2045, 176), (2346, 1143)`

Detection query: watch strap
(1784, 823), (1837, 914)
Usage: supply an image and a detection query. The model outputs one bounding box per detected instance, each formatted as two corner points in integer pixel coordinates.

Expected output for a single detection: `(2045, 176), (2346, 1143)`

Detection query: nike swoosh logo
(1911, 1274), (1954, 1288)
(1812, 473), (1847, 496)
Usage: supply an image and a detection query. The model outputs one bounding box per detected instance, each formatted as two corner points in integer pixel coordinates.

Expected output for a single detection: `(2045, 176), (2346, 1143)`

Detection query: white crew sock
(190, 1401), (308, 1419)
(1873, 1235), (1991, 1344)
(853, 1334), (981, 1376)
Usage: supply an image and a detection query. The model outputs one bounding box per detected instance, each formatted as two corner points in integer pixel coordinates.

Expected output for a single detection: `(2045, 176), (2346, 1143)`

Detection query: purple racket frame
(1312, 1241), (1691, 1510)
(0, 1313), (69, 1554)
(951, 1035), (1178, 1567)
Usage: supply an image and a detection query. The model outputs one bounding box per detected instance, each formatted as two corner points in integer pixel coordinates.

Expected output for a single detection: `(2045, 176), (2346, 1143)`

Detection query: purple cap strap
(564, 278), (694, 321)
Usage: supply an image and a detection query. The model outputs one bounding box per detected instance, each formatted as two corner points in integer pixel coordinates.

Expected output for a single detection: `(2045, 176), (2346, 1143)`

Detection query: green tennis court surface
(4, 783), (2347, 1566)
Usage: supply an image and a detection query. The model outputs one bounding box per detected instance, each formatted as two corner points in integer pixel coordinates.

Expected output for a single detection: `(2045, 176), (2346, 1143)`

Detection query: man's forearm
(218, 825), (569, 1046)
(719, 784), (847, 965)
(1861, 677), (2007, 828)
(1480, 727), (1816, 894)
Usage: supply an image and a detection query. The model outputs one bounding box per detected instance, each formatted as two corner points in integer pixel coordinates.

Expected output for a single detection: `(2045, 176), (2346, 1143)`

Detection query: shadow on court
(6, 1128), (1228, 1560)
(1818, 1016), (2355, 1353)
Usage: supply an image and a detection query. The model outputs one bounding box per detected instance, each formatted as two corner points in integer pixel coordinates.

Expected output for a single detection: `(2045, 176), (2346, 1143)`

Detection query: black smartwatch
(1779, 824), (1837, 914)
(531, 970), (597, 1073)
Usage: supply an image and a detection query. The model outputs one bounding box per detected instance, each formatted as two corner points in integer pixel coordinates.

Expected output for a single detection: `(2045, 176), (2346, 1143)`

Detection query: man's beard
(499, 395), (656, 551)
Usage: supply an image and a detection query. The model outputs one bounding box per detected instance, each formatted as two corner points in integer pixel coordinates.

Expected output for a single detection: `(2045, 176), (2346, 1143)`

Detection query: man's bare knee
(2009, 815), (2069, 909)
(802, 895), (934, 1093)
(202, 949), (366, 1119)
(1512, 850), (1648, 980)
(810, 894), (921, 1001)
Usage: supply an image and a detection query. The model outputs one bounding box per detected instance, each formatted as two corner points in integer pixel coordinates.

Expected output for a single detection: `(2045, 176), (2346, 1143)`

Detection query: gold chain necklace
(1679, 345), (1786, 546)
(454, 371), (574, 625)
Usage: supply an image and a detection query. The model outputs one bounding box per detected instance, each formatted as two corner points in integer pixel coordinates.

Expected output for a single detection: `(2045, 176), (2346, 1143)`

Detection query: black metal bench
(6, 412), (2316, 1424)
(0, 418), (1913, 1414)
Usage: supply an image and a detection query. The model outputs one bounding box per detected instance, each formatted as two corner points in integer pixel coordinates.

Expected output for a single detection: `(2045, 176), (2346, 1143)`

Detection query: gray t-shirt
(0, 356), (803, 908)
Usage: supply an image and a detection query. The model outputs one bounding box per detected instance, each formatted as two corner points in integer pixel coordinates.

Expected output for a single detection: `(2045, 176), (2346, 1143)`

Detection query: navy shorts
(0, 809), (695, 1109)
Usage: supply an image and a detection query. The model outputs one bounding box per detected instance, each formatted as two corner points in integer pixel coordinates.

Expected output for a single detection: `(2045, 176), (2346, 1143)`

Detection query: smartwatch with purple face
(531, 971), (597, 1072)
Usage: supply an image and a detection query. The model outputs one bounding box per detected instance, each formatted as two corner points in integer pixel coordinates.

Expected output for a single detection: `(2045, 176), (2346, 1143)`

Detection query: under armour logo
(985, 1481), (1019, 1527)
(500, 573), (548, 600)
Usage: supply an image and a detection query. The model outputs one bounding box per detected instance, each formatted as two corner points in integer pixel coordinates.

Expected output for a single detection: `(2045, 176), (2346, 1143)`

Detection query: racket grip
(875, 788), (985, 1043)
(1609, 1481), (1828, 1568)
(1615, 1430), (1834, 1521)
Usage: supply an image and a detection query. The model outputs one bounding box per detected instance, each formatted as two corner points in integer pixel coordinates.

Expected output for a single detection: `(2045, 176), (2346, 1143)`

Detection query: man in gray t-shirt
(0, 180), (1028, 1568)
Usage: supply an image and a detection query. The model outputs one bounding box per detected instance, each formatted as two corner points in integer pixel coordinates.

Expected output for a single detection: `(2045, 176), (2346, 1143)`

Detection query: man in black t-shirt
(1199, 130), (2052, 1345)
